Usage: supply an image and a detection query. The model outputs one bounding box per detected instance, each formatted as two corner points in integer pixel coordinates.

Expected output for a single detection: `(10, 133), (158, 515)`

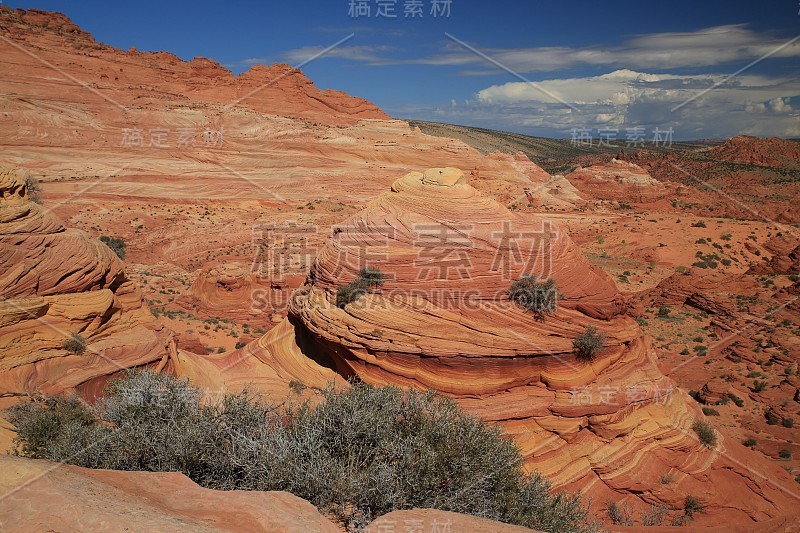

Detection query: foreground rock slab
(0, 456), (339, 533)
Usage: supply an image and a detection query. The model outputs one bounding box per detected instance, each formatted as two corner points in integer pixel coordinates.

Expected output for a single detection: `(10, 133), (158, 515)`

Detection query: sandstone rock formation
(0, 455), (340, 533)
(0, 8), (388, 127)
(707, 135), (800, 169)
(265, 168), (800, 525)
(564, 159), (670, 203)
(366, 509), (538, 533)
(0, 168), (170, 398)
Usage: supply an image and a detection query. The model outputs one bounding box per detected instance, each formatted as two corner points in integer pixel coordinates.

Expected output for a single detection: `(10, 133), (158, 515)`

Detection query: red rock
(0, 455), (340, 533)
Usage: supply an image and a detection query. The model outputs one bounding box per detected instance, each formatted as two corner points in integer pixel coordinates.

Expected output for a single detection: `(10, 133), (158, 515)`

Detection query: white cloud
(397, 69), (800, 139)
(281, 45), (395, 65)
(417, 25), (800, 73)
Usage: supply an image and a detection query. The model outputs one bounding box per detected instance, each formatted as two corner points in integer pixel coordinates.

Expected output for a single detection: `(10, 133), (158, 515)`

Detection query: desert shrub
(509, 276), (559, 320)
(691, 220), (706, 228)
(336, 279), (368, 308)
(24, 174), (42, 203)
(783, 418), (794, 428)
(335, 267), (386, 309)
(692, 419), (717, 447)
(727, 394), (744, 407)
(573, 326), (605, 361)
(684, 496), (704, 518)
(100, 236), (127, 259)
(62, 333), (87, 355)
(606, 500), (632, 525)
(753, 380), (768, 393)
(743, 438), (757, 447)
(680, 348), (690, 355)
(779, 449), (792, 460)
(701, 407), (719, 416)
(641, 504), (669, 526)
(357, 266), (385, 289)
(288, 379), (305, 394)
(657, 306), (671, 318)
(7, 370), (592, 532)
(234, 341), (246, 349)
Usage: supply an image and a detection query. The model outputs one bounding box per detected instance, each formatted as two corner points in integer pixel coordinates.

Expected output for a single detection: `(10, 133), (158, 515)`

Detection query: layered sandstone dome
(565, 159), (669, 203)
(0, 168), (169, 397)
(276, 168), (799, 523)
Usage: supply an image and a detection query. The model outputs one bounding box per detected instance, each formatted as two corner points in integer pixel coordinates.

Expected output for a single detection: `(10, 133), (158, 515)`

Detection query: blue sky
(6, 0), (800, 139)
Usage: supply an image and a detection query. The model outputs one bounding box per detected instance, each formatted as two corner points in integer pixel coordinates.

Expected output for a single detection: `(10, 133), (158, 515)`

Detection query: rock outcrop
(565, 159), (670, 203)
(0, 455), (340, 533)
(268, 168), (800, 525)
(0, 168), (170, 397)
(707, 135), (800, 169)
(0, 7), (388, 126)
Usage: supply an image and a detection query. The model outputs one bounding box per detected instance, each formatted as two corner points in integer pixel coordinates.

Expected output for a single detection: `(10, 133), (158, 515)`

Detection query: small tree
(692, 419), (717, 447)
(684, 496), (704, 518)
(509, 276), (559, 320)
(336, 279), (368, 308)
(62, 333), (87, 355)
(573, 326), (605, 361)
(358, 266), (385, 289)
(100, 236), (127, 260)
(24, 174), (42, 204)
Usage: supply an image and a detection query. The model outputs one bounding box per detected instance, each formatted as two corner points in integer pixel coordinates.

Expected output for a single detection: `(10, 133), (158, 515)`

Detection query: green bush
(336, 279), (368, 308)
(692, 419), (717, 447)
(701, 407), (719, 416)
(727, 394), (744, 407)
(753, 380), (767, 393)
(509, 276), (559, 320)
(336, 267), (386, 309)
(62, 333), (87, 355)
(783, 418), (794, 428)
(684, 496), (704, 518)
(691, 221), (706, 228)
(357, 266), (385, 289)
(100, 236), (127, 260)
(779, 449), (792, 460)
(573, 326), (605, 361)
(6, 370), (593, 532)
(742, 438), (757, 447)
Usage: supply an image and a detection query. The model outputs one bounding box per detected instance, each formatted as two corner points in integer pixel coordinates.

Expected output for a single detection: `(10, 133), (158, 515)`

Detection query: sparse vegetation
(336, 279), (368, 308)
(702, 407), (719, 416)
(743, 438), (757, 447)
(336, 266), (386, 308)
(606, 500), (632, 525)
(100, 236), (127, 260)
(692, 419), (717, 447)
(7, 370), (593, 532)
(509, 276), (559, 320)
(62, 333), (87, 355)
(683, 496), (704, 518)
(24, 174), (41, 203)
(779, 449), (792, 460)
(573, 326), (605, 361)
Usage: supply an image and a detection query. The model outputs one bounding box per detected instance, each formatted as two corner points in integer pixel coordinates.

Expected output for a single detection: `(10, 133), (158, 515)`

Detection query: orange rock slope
(260, 168), (800, 526)
(564, 158), (673, 203)
(0, 455), (340, 533)
(0, 168), (170, 397)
